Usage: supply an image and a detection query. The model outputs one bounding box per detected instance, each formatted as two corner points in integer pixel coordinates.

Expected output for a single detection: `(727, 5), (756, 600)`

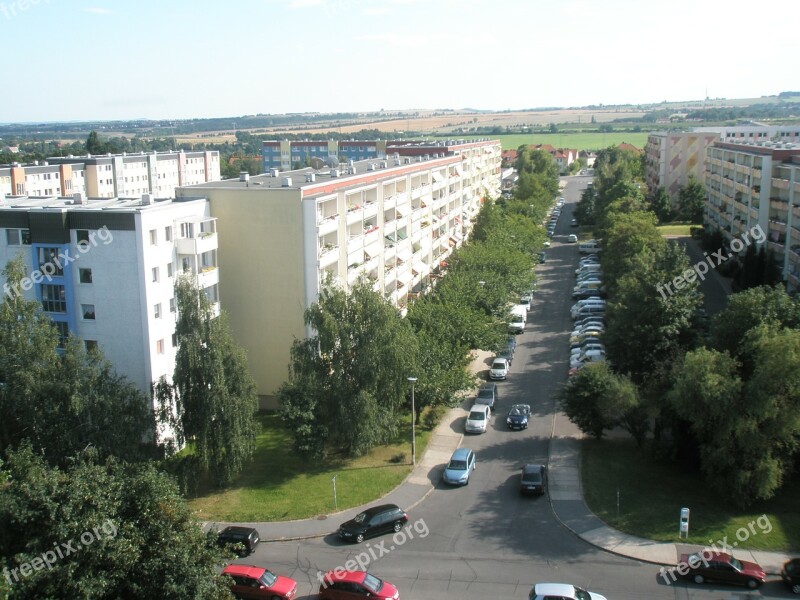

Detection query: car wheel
(746, 578), (760, 589)
(271, 596), (282, 600)
(393, 522), (402, 533)
(693, 574), (704, 584)
(791, 583), (800, 594)
(355, 533), (365, 543)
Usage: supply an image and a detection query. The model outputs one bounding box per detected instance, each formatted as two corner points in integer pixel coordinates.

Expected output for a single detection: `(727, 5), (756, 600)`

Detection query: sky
(1, 0), (797, 123)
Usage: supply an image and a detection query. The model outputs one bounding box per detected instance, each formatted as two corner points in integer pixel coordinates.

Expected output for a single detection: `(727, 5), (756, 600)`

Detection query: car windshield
(448, 460), (467, 470)
(574, 588), (590, 600)
(259, 570), (278, 587)
(522, 470), (541, 483)
(509, 407), (522, 415)
(353, 511), (368, 523)
(492, 362), (505, 370)
(468, 411), (485, 421)
(362, 573), (383, 593)
(477, 389), (493, 400)
(729, 556), (743, 571)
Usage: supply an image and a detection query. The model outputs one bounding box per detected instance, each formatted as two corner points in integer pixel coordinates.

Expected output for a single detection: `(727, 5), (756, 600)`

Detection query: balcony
(346, 206), (363, 225)
(176, 231), (217, 256)
(363, 201), (379, 220)
(198, 265), (219, 289)
(317, 214), (339, 236)
(319, 245), (339, 268)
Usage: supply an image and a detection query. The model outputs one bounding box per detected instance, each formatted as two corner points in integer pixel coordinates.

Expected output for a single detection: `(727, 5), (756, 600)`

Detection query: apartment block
(704, 140), (800, 290)
(644, 131), (719, 200)
(1, 150), (220, 200)
(0, 192), (219, 410)
(693, 125), (800, 144)
(262, 140), (389, 171)
(181, 139), (501, 406)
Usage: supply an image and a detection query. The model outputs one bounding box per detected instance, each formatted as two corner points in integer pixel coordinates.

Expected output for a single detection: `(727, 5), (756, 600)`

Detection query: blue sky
(1, 0), (796, 122)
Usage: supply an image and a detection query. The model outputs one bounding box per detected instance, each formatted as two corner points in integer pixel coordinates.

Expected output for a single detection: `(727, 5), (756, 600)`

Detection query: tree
(168, 275), (259, 486)
(558, 363), (638, 439)
(0, 445), (233, 599)
(649, 186), (674, 223)
(85, 131), (104, 154)
(0, 258), (153, 465)
(677, 177), (706, 223)
(280, 279), (417, 458)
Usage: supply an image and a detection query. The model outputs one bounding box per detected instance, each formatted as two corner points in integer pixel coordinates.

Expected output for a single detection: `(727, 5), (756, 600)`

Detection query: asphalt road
(231, 176), (794, 599)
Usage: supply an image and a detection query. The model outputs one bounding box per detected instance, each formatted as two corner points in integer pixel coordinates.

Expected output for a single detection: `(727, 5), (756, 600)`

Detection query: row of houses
(0, 140), (502, 431)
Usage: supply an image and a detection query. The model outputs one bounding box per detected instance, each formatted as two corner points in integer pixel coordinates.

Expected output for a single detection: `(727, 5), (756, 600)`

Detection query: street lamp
(407, 377), (417, 465)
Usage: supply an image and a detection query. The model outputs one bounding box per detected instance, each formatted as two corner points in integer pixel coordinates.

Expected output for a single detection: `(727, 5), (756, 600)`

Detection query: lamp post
(407, 377), (417, 465)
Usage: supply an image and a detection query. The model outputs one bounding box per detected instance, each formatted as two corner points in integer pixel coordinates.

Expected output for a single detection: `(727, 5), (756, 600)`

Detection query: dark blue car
(506, 404), (531, 430)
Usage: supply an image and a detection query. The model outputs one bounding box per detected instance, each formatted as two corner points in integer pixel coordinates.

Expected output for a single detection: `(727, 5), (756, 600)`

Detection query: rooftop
(0, 192), (203, 213)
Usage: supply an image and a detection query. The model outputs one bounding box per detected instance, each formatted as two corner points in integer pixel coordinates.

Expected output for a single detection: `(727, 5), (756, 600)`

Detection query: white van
(579, 241), (602, 254)
(509, 304), (527, 333)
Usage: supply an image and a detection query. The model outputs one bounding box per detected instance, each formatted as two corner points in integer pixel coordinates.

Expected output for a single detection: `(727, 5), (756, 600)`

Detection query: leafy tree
(0, 258), (153, 465)
(0, 445), (232, 599)
(677, 177), (706, 223)
(558, 363), (638, 439)
(280, 279), (417, 458)
(168, 275), (259, 486)
(649, 186), (674, 223)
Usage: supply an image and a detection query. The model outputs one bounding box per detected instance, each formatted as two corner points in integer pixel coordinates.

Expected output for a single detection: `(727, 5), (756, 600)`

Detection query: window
(76, 229), (90, 243)
(154, 303), (162, 318)
(156, 339), (165, 354)
(152, 267), (159, 282)
(171, 333), (177, 347)
(37, 247), (64, 277)
(6, 228), (31, 245)
(149, 229), (157, 245)
(167, 263), (173, 278)
(85, 340), (98, 352)
(165, 226), (172, 242)
(41, 285), (66, 313)
(81, 304), (96, 320)
(180, 222), (194, 238)
(79, 268), (93, 284)
(54, 321), (69, 349)
(169, 297), (176, 313)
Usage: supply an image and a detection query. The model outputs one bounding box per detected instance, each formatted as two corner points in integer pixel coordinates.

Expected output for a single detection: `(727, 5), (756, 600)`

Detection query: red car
(318, 570), (399, 600)
(678, 551), (765, 589)
(222, 564), (298, 599)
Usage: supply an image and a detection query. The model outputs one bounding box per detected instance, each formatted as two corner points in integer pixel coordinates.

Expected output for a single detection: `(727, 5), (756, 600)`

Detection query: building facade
(262, 140), (390, 171)
(1, 150), (220, 200)
(704, 140), (800, 291)
(0, 193), (219, 408)
(182, 139), (502, 406)
(644, 131), (719, 200)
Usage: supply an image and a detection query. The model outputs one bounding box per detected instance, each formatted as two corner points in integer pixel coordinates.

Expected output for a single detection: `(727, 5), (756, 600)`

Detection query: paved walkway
(210, 350), (793, 576)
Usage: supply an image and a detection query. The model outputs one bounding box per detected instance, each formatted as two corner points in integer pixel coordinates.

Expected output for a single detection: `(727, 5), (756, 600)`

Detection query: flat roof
(0, 194), (204, 213)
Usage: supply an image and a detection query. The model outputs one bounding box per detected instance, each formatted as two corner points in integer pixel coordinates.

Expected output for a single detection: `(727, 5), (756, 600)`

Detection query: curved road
(231, 177), (792, 599)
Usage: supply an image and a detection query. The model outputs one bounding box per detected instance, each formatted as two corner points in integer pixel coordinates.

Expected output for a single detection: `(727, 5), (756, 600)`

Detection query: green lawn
(657, 222), (694, 236)
(461, 132), (650, 151)
(582, 438), (800, 552)
(187, 412), (435, 522)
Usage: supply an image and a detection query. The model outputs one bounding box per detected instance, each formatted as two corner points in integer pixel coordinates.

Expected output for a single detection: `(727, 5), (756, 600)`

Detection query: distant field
(475, 132), (650, 151)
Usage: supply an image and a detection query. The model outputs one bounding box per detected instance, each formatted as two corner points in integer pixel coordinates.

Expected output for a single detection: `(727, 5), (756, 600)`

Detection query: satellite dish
(310, 157), (326, 170)
(325, 156), (340, 168)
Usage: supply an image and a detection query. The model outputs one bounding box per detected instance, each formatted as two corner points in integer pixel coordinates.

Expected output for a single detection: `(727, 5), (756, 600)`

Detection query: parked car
(506, 404), (531, 430)
(337, 504), (409, 543)
(570, 349), (606, 369)
(579, 241), (602, 254)
(215, 526), (260, 557)
(567, 234), (578, 243)
(781, 558), (800, 594)
(497, 347), (514, 366)
(222, 564), (298, 600)
(677, 551), (765, 589)
(538, 251), (547, 263)
(475, 383), (498, 411)
(465, 404), (491, 434)
(520, 464), (547, 495)
(572, 305), (606, 321)
(570, 218), (578, 227)
(318, 570), (399, 600)
(529, 583), (606, 600)
(443, 448), (476, 486)
(573, 288), (606, 300)
(519, 293), (533, 311)
(489, 357), (509, 380)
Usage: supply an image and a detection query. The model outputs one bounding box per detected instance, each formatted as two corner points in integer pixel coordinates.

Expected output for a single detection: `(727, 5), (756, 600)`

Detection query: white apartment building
(704, 140), (800, 291)
(693, 125), (800, 144)
(644, 131), (719, 200)
(178, 139), (502, 406)
(0, 192), (219, 412)
(0, 150), (220, 200)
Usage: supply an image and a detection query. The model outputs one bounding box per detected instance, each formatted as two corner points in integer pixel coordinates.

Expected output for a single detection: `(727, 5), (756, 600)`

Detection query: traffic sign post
(679, 507), (690, 539)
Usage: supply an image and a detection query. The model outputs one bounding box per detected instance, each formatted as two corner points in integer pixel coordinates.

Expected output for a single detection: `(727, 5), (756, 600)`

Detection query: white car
(529, 583), (607, 600)
(464, 404), (490, 434)
(567, 234), (578, 243)
(489, 357), (509, 380)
